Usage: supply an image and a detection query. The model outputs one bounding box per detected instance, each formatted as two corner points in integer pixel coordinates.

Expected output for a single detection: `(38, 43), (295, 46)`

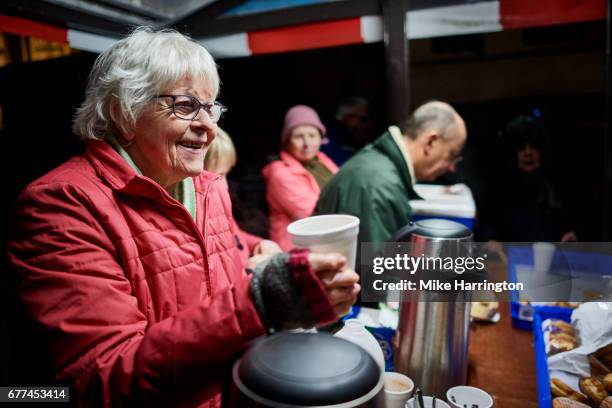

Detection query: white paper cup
(533, 242), (556, 273)
(446, 385), (493, 408)
(287, 214), (360, 270)
(406, 396), (451, 408)
(383, 372), (414, 408)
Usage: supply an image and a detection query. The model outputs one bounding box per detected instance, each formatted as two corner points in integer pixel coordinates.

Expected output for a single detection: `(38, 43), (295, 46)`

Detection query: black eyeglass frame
(158, 94), (227, 122)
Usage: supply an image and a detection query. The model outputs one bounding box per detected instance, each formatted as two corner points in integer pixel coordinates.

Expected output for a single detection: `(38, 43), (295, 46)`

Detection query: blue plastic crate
(532, 306), (574, 408)
(507, 245), (577, 330)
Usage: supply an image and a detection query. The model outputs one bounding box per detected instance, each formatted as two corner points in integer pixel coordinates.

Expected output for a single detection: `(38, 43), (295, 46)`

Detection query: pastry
(595, 343), (612, 370)
(548, 332), (579, 355)
(551, 332), (579, 345)
(600, 396), (612, 408)
(471, 302), (499, 321)
(578, 377), (608, 406)
(551, 378), (590, 404)
(601, 355), (612, 371)
(589, 355), (611, 380)
(552, 397), (590, 408)
(555, 302), (580, 308)
(549, 319), (576, 335)
(603, 373), (612, 392)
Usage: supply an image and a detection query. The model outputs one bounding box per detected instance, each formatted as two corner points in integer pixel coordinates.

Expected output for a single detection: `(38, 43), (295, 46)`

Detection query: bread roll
(589, 355), (611, 380)
(551, 397), (590, 408)
(602, 373), (612, 392)
(550, 320), (575, 335)
(471, 302), (499, 321)
(551, 378), (590, 404)
(595, 343), (612, 370)
(599, 396), (612, 408)
(578, 377), (607, 406)
(548, 332), (579, 355)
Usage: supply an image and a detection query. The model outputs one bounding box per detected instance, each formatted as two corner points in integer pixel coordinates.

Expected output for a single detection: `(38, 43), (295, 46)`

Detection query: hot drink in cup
(383, 372), (414, 408)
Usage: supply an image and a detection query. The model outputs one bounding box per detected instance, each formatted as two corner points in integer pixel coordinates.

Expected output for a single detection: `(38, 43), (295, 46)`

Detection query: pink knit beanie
(281, 105), (326, 144)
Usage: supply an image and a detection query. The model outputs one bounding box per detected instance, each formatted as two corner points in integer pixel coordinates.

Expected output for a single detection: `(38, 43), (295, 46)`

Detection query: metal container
(392, 219), (475, 397)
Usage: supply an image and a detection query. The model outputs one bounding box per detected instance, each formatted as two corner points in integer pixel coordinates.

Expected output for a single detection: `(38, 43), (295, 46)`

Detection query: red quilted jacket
(7, 140), (291, 407)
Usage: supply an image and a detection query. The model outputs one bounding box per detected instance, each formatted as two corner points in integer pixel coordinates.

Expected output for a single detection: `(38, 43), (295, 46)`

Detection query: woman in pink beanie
(262, 105), (339, 250)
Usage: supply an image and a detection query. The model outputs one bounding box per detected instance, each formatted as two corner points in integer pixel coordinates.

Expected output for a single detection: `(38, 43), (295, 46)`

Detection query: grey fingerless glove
(250, 252), (316, 333)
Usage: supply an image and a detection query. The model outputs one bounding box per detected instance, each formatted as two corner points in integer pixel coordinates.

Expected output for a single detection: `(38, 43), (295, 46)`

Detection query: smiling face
(122, 78), (217, 192)
(285, 125), (323, 163)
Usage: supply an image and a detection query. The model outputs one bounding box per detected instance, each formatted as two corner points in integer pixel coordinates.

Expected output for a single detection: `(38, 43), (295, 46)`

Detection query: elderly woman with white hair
(7, 27), (359, 407)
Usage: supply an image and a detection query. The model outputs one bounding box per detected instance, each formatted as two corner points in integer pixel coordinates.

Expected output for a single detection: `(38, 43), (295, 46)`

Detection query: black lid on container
(236, 332), (380, 406)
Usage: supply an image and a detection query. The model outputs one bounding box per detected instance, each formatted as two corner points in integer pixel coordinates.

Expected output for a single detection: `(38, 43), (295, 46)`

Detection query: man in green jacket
(316, 100), (467, 253)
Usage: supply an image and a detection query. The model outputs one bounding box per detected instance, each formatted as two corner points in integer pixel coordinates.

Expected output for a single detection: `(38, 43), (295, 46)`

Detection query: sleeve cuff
(289, 249), (337, 326)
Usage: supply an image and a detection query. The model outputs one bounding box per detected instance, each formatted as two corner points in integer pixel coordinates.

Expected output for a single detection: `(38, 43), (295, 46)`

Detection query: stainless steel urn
(392, 219), (477, 397)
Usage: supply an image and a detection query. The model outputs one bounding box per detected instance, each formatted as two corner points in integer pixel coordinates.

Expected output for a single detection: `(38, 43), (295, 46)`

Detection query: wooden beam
(4, 33), (24, 64)
(604, 0), (612, 240)
(382, 0), (410, 126)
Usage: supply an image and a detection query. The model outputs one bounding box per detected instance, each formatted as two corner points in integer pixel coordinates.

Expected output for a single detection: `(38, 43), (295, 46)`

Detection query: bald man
(316, 100), (467, 251)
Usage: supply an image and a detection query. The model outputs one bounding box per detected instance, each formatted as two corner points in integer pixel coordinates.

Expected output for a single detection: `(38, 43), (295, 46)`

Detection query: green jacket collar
(372, 130), (421, 199)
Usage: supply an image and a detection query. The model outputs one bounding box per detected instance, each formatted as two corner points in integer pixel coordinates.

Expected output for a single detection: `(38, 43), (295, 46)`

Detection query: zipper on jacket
(149, 177), (215, 297)
(200, 179), (215, 296)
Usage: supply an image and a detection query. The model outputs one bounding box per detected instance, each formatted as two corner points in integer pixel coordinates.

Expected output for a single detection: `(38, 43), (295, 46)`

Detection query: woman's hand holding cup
(308, 253), (360, 316)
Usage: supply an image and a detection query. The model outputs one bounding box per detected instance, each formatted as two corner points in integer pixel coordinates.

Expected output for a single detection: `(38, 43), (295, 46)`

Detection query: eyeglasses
(449, 150), (463, 165)
(158, 95), (227, 122)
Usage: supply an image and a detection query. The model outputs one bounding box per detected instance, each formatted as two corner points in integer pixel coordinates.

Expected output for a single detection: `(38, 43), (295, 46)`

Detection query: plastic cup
(446, 385), (493, 408)
(383, 372), (414, 408)
(533, 242), (556, 273)
(406, 396), (451, 408)
(287, 214), (360, 270)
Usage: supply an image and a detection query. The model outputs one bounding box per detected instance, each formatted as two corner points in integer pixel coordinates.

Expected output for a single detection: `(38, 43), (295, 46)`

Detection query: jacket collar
(388, 126), (416, 185)
(279, 150), (310, 173)
(101, 136), (197, 219)
(372, 130), (421, 199)
(278, 150), (338, 173)
(86, 139), (172, 199)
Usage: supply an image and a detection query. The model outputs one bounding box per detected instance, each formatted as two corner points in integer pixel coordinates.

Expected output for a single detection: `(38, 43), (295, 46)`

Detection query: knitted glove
(250, 249), (336, 333)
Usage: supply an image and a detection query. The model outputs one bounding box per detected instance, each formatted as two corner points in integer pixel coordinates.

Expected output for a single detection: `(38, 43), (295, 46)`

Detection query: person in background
(492, 115), (577, 242)
(322, 96), (374, 165)
(262, 105), (339, 251)
(204, 127), (281, 269)
(317, 100), (467, 253)
(6, 28), (359, 407)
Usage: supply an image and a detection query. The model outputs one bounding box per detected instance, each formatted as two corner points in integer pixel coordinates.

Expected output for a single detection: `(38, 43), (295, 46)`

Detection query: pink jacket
(262, 151), (338, 250)
(218, 177), (263, 268)
(7, 140), (332, 407)
(233, 219), (263, 268)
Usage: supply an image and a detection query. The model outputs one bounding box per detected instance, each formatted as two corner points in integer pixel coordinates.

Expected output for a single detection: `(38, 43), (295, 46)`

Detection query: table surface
(467, 303), (539, 407)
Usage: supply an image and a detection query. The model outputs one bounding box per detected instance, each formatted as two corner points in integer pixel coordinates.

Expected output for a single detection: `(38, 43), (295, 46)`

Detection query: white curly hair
(72, 26), (219, 141)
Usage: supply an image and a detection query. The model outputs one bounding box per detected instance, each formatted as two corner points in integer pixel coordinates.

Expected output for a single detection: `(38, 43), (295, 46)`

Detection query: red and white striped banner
(0, 0), (605, 58)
